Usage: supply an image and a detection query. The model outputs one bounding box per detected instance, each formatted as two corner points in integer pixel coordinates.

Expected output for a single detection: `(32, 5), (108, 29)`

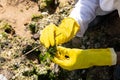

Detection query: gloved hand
(52, 46), (116, 70)
(40, 17), (80, 48)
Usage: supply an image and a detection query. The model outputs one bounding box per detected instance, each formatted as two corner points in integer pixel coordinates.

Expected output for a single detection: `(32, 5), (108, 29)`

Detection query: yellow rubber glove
(40, 17), (80, 48)
(53, 46), (116, 70)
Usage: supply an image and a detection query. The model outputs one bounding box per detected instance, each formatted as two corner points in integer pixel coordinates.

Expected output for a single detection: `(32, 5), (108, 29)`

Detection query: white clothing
(0, 74), (7, 80)
(69, 0), (120, 37)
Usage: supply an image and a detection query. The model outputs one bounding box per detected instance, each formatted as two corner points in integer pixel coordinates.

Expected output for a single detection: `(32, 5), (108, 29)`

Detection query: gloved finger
(44, 31), (50, 48)
(47, 24), (56, 46)
(57, 46), (70, 58)
(55, 51), (66, 60)
(52, 56), (72, 70)
(40, 28), (50, 48)
(55, 29), (66, 45)
(40, 24), (56, 48)
(58, 17), (80, 40)
(52, 56), (68, 67)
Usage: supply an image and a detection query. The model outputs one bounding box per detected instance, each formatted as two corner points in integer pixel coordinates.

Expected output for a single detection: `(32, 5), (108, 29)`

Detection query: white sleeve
(109, 48), (117, 65)
(69, 0), (99, 37)
(114, 0), (120, 16)
(100, 0), (115, 11)
(100, 0), (120, 16)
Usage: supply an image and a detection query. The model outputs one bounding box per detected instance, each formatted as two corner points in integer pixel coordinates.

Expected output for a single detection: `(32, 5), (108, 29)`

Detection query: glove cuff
(109, 48), (117, 65)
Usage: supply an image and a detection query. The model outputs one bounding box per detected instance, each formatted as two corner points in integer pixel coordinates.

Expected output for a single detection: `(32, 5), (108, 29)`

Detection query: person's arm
(52, 46), (117, 70)
(69, 0), (99, 37)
